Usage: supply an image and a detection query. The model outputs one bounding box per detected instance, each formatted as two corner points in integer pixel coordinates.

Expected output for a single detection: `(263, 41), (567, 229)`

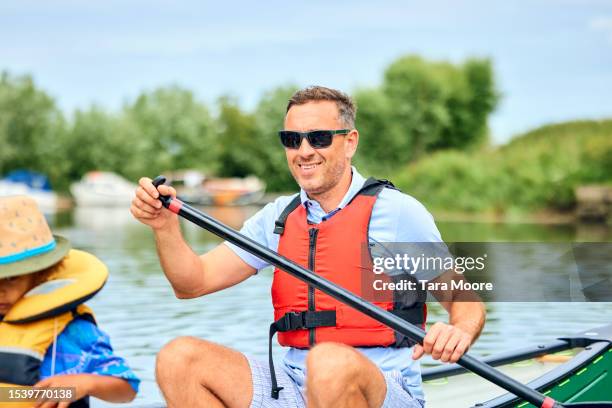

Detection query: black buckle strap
(273, 194), (302, 235)
(275, 311), (306, 331)
(391, 305), (426, 347)
(274, 310), (336, 332)
(267, 311), (336, 399)
(346, 177), (398, 206)
(268, 323), (284, 399)
(391, 307), (425, 325)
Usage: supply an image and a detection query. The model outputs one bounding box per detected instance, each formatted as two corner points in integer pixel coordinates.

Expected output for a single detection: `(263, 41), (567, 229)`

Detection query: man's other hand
(412, 321), (473, 363)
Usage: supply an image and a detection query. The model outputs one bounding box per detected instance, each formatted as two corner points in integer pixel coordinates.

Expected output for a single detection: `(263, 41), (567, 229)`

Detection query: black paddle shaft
(151, 175), (576, 408)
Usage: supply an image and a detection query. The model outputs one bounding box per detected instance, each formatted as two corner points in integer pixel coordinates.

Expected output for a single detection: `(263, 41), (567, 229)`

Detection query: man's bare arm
(436, 273), (486, 342)
(413, 271), (486, 363)
(131, 177), (257, 299)
(154, 223), (256, 298)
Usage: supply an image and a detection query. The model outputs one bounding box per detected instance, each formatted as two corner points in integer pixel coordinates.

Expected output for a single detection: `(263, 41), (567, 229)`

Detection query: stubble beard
(300, 158), (347, 200)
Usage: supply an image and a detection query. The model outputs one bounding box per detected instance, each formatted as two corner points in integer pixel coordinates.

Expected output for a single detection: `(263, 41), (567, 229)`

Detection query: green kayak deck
(422, 323), (612, 407)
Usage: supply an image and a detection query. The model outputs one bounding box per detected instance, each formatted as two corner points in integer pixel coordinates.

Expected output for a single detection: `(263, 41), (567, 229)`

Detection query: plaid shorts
(247, 356), (424, 408)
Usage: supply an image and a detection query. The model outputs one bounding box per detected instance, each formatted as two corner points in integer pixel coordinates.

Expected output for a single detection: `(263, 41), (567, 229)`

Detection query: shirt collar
(299, 166), (366, 212)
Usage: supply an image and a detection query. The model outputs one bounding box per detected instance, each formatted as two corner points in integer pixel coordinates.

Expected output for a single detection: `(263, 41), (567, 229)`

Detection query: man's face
(0, 274), (36, 316)
(283, 101), (358, 196)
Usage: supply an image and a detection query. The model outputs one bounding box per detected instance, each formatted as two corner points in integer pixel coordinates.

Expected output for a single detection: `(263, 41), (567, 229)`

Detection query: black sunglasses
(278, 129), (350, 149)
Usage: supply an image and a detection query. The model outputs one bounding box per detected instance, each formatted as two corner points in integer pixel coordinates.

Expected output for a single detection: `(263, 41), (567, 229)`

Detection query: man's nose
(297, 136), (316, 156)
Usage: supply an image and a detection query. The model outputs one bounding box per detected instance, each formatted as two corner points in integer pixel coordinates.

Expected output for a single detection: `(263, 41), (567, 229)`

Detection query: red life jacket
(271, 177), (426, 348)
(266, 178), (427, 399)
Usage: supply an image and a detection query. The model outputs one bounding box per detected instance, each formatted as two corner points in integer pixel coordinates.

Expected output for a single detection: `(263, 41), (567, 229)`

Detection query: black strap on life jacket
(268, 311), (336, 399)
(350, 177), (397, 200)
(391, 308), (426, 348)
(391, 308), (425, 325)
(273, 194), (302, 235)
(0, 351), (40, 385)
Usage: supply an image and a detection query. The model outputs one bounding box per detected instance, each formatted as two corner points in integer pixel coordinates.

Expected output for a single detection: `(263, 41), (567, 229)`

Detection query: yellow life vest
(0, 250), (108, 406)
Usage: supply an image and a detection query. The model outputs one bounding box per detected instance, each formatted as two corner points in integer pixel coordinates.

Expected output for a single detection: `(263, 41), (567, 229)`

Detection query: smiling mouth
(298, 162), (322, 170)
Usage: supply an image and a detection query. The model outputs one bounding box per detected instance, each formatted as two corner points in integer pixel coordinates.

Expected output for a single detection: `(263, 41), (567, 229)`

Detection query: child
(0, 196), (139, 407)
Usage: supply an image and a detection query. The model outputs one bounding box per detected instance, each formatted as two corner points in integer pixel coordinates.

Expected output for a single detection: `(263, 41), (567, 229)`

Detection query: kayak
(422, 323), (612, 407)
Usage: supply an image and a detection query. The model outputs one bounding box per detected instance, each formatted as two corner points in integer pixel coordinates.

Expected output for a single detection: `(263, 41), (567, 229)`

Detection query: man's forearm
(449, 301), (486, 343)
(154, 221), (205, 298)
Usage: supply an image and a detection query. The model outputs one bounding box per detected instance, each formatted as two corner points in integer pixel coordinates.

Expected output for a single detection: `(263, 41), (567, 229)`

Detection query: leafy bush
(395, 120), (612, 212)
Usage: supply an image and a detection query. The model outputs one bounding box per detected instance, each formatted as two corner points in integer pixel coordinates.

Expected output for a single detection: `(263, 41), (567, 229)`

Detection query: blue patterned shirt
(40, 317), (140, 393)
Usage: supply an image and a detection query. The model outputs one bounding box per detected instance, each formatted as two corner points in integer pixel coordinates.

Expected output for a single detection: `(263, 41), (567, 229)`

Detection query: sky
(1, 0), (611, 143)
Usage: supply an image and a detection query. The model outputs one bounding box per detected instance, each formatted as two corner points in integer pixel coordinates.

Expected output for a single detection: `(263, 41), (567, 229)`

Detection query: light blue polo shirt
(225, 166), (442, 401)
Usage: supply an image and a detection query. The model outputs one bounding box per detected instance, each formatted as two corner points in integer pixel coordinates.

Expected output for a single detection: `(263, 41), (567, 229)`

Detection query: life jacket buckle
(279, 311), (306, 331)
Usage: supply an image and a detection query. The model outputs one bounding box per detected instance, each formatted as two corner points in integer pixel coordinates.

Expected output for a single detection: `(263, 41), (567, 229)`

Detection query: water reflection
(46, 208), (611, 407)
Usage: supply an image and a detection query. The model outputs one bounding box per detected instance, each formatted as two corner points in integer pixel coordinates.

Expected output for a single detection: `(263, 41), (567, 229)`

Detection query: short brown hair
(286, 86), (356, 128)
(31, 263), (58, 287)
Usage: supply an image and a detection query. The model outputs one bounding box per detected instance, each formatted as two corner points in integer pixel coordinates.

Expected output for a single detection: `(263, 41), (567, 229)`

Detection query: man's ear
(345, 129), (359, 159)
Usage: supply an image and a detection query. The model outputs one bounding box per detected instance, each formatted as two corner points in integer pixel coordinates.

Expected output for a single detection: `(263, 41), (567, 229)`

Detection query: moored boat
(422, 323), (612, 407)
(203, 176), (265, 206)
(165, 170), (265, 206)
(70, 171), (136, 207)
(0, 170), (59, 212)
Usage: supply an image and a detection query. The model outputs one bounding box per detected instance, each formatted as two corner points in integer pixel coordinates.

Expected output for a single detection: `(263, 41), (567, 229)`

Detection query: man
(131, 86), (485, 408)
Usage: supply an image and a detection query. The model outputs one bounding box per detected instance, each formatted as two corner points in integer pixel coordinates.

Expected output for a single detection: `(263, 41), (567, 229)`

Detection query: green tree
(353, 88), (406, 175)
(462, 59), (499, 147)
(0, 72), (68, 188)
(383, 56), (451, 159)
(63, 106), (125, 182)
(215, 96), (262, 177)
(252, 85), (299, 191)
(370, 55), (499, 163)
(121, 86), (216, 181)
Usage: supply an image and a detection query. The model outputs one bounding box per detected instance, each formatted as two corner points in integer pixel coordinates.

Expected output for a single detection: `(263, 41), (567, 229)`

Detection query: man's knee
(307, 342), (387, 407)
(307, 342), (362, 384)
(155, 338), (253, 406)
(156, 336), (208, 380)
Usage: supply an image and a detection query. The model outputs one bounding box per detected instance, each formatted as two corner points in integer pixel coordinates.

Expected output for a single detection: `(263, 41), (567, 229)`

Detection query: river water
(49, 207), (611, 407)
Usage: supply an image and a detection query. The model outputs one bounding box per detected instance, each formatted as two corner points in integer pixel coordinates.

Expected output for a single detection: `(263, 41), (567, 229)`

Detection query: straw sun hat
(0, 196), (71, 279)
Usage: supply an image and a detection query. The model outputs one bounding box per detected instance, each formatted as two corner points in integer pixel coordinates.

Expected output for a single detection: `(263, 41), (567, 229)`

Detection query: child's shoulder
(40, 315), (110, 375)
(61, 315), (110, 349)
